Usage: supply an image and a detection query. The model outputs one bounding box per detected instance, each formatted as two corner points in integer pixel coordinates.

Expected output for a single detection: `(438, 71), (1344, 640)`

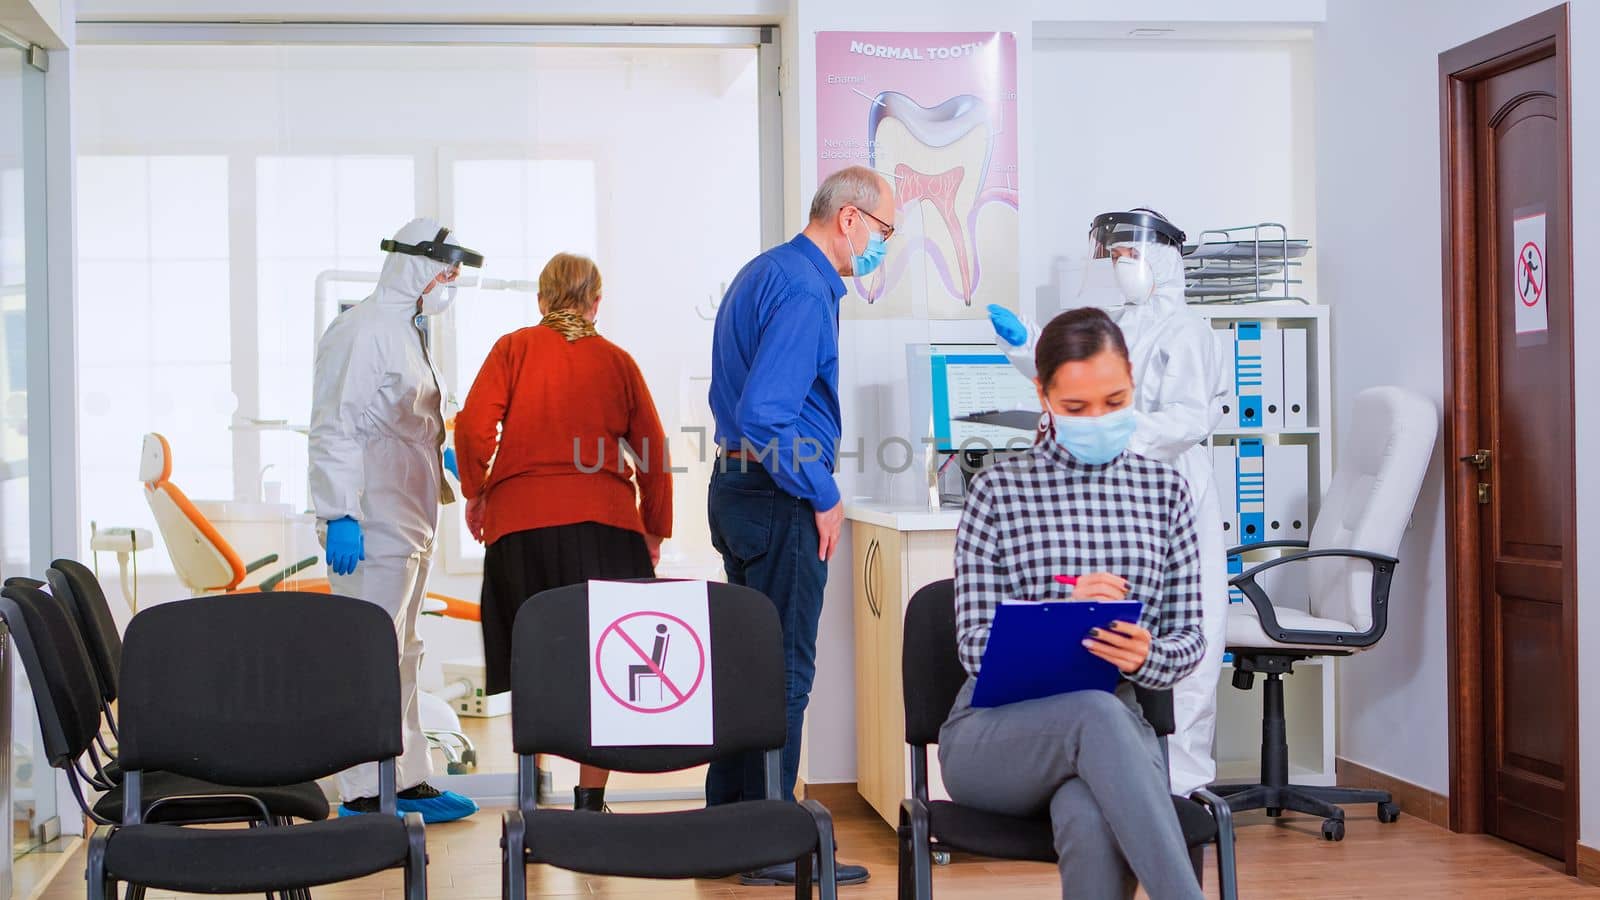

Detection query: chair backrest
(140, 433), (246, 592)
(901, 580), (973, 748)
(901, 579), (1175, 747)
(510, 581), (786, 772)
(46, 560), (122, 703)
(118, 592), (401, 786)
(0, 585), (108, 769)
(1307, 387), (1439, 629)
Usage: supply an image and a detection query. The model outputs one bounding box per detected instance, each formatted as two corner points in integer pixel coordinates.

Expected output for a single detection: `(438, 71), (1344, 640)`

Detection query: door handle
(1460, 449), (1491, 470)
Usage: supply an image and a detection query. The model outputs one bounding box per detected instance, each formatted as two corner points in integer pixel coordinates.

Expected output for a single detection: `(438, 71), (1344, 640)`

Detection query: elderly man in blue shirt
(707, 165), (894, 887)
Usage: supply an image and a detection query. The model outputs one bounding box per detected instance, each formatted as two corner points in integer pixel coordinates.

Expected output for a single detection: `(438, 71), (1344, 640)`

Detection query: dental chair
(140, 433), (321, 594)
(138, 432), (482, 772)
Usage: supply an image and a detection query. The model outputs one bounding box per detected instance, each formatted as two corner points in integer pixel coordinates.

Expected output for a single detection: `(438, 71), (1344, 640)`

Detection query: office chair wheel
(932, 850), (952, 866)
(1378, 801), (1401, 824)
(1321, 818), (1345, 842)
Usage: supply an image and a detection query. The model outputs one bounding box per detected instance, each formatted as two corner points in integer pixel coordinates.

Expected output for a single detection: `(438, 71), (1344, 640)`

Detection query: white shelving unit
(1193, 303), (1336, 788)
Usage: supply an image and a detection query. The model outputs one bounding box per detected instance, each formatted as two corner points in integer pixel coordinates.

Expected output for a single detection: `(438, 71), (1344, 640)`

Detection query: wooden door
(1442, 5), (1576, 869)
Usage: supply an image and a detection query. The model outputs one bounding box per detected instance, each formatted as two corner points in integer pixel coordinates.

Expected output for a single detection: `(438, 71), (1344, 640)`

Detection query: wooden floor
(34, 796), (1600, 899)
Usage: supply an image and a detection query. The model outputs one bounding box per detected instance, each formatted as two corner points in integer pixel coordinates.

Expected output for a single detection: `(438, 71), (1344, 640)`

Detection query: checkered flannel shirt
(954, 439), (1206, 690)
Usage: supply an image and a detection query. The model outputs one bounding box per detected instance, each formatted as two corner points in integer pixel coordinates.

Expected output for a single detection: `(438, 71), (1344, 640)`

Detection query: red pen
(1053, 575), (1078, 587)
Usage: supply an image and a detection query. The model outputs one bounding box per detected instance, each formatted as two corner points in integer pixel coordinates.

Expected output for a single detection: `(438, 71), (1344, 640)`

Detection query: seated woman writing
(939, 307), (1206, 900)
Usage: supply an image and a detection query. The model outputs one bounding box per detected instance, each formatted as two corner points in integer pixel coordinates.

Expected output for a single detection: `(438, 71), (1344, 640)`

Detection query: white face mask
(418, 281), (456, 316)
(1113, 255), (1155, 304)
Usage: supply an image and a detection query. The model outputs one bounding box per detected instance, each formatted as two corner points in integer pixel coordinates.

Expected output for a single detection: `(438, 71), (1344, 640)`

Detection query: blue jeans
(705, 461), (828, 805)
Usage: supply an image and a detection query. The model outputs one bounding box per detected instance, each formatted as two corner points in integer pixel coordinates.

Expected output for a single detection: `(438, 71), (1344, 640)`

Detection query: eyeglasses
(856, 207), (896, 241)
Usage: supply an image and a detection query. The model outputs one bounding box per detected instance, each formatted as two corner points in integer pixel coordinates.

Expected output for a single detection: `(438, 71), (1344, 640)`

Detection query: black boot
(574, 787), (609, 812)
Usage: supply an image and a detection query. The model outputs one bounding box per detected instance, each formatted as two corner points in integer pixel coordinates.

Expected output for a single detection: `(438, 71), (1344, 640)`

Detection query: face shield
(1085, 209), (1186, 304)
(379, 226), (485, 270)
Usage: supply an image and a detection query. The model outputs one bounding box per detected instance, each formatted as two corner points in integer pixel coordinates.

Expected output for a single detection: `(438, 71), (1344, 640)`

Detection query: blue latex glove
(325, 516), (364, 577)
(988, 304), (1027, 347)
(442, 448), (459, 480)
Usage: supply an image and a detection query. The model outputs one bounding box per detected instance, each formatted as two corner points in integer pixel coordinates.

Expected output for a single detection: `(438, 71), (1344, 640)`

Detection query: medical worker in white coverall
(988, 208), (1229, 796)
(310, 217), (482, 822)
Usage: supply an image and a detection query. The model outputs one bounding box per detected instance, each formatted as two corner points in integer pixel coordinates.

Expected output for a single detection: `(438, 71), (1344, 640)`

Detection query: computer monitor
(929, 344), (1041, 453)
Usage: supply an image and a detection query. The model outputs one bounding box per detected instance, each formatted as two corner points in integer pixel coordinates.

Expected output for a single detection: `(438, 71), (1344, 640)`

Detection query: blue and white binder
(1261, 325), (1285, 429)
(1235, 437), (1266, 545)
(1217, 326), (1239, 424)
(1211, 442), (1238, 543)
(1266, 442), (1311, 540)
(1283, 327), (1310, 428)
(1234, 322), (1264, 428)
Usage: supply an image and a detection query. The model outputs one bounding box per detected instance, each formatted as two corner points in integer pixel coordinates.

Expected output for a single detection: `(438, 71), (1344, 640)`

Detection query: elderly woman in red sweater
(455, 252), (672, 812)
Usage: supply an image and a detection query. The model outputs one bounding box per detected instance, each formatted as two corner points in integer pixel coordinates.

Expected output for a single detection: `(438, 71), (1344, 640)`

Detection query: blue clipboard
(970, 600), (1144, 708)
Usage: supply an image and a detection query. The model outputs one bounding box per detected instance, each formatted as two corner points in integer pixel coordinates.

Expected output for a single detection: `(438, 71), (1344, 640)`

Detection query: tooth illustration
(862, 91), (1018, 314)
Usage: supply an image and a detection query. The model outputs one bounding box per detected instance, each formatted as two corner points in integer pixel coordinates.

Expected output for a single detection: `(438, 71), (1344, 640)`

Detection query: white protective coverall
(310, 217), (457, 799)
(1002, 245), (1229, 796)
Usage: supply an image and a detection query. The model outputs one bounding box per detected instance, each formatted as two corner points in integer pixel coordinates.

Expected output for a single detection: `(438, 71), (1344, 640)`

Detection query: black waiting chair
(85, 593), (427, 899)
(0, 583), (330, 830)
(502, 581), (841, 900)
(46, 559), (124, 734)
(32, 562), (329, 838)
(898, 579), (1239, 900)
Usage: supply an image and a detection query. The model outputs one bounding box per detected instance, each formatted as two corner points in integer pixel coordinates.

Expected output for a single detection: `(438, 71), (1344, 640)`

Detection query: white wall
(1031, 38), (1316, 299)
(1314, 0), (1600, 847)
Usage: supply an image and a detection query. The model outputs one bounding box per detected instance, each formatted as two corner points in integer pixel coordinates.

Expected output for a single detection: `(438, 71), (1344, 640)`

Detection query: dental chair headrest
(140, 434), (172, 487)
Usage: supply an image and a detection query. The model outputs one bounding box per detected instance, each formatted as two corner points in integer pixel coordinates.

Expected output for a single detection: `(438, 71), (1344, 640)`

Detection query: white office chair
(1214, 386), (1438, 841)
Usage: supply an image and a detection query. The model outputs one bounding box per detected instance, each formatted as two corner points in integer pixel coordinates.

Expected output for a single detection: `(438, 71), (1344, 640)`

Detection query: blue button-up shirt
(709, 233), (846, 510)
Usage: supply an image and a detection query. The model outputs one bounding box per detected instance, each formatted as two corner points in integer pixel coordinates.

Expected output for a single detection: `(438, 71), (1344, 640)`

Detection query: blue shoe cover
(338, 788), (479, 823)
(397, 789), (479, 823)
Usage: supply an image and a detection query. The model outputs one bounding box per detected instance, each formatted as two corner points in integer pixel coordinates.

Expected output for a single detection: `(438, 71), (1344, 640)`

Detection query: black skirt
(480, 521), (655, 695)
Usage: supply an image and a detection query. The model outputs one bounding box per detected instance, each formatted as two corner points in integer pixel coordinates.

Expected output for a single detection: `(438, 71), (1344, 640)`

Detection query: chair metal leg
(794, 851), (813, 900)
(88, 827), (113, 900)
(896, 825), (913, 900)
(501, 810), (527, 900)
(801, 800), (838, 900)
(1192, 788), (1239, 900)
(268, 817), (313, 900)
(403, 812), (428, 900)
(900, 800), (933, 900)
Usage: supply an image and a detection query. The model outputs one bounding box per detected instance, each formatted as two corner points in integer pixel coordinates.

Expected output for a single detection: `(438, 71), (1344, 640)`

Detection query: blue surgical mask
(1049, 407), (1137, 465)
(848, 229), (887, 276)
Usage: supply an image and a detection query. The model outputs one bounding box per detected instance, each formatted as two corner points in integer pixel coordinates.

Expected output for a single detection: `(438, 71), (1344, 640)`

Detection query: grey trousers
(938, 680), (1204, 900)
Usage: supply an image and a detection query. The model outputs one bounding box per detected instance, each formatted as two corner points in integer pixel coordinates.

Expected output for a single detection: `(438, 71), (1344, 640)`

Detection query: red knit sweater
(454, 325), (672, 547)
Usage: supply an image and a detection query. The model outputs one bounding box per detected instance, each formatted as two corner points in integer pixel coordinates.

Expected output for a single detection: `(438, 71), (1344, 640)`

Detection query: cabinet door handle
(870, 531), (883, 614)
(872, 539), (883, 618)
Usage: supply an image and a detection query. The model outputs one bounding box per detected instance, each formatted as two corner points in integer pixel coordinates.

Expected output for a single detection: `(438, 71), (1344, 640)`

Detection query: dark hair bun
(1035, 308), (1131, 387)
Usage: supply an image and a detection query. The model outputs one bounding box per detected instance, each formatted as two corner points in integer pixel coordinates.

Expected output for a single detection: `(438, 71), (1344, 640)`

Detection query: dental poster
(817, 32), (1020, 321)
